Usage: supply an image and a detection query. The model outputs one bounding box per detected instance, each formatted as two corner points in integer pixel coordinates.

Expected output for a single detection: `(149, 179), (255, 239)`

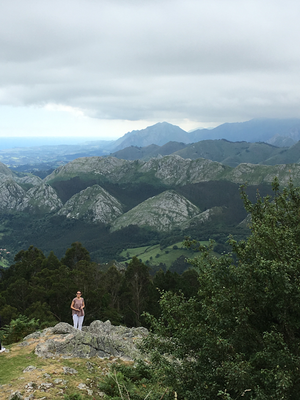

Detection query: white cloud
(0, 0), (300, 137)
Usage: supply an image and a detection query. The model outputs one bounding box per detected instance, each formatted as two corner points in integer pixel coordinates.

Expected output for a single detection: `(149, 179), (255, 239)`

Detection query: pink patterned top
(71, 298), (85, 317)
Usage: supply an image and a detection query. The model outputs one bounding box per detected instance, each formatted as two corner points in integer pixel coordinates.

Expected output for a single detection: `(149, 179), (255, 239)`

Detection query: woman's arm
(71, 300), (80, 311)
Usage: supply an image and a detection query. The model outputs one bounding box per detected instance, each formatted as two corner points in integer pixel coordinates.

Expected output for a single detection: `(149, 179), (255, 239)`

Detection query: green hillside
(119, 241), (210, 269)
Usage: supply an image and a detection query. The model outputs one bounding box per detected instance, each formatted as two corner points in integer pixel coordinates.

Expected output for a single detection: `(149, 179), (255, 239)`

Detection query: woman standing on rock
(71, 291), (85, 330)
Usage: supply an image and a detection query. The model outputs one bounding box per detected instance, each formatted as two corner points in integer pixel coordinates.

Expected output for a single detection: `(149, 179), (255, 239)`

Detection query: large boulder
(31, 320), (148, 361)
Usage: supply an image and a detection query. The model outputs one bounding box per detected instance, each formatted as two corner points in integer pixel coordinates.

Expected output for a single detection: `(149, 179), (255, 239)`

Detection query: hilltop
(0, 320), (148, 400)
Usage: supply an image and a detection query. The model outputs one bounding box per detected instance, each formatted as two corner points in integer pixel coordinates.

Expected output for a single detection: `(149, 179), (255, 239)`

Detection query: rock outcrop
(21, 183), (63, 213)
(110, 190), (201, 232)
(57, 184), (123, 223)
(24, 320), (148, 361)
(44, 156), (131, 184)
(139, 155), (228, 185)
(14, 174), (43, 186)
(0, 161), (14, 177)
(0, 178), (26, 211)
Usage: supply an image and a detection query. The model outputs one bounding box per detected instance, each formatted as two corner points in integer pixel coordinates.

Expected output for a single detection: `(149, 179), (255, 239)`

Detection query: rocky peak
(44, 156), (130, 183)
(0, 161), (13, 176)
(57, 184), (123, 223)
(23, 320), (148, 361)
(20, 183), (63, 213)
(110, 190), (201, 232)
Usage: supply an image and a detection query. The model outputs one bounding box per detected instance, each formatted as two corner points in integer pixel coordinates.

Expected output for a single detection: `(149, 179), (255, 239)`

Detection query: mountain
(44, 155), (300, 189)
(114, 139), (285, 167)
(2, 119), (300, 170)
(57, 185), (123, 224)
(0, 178), (26, 212)
(110, 190), (201, 232)
(262, 141), (300, 165)
(21, 183), (63, 213)
(267, 135), (296, 147)
(111, 122), (190, 151)
(190, 118), (300, 143)
(112, 118), (300, 150)
(111, 141), (187, 160)
(1, 153), (300, 263)
(44, 155), (229, 187)
(173, 140), (283, 167)
(1, 154), (300, 221)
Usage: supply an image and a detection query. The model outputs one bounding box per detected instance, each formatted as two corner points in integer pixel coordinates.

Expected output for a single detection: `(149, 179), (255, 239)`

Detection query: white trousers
(73, 314), (84, 330)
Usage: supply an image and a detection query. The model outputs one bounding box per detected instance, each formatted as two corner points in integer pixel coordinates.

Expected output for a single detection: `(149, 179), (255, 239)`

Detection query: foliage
(0, 240), (201, 333)
(61, 241), (91, 269)
(121, 257), (154, 327)
(0, 315), (39, 345)
(142, 178), (300, 399)
(98, 361), (172, 400)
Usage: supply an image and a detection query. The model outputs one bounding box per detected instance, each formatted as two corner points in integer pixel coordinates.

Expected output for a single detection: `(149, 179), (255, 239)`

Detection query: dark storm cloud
(0, 0), (300, 123)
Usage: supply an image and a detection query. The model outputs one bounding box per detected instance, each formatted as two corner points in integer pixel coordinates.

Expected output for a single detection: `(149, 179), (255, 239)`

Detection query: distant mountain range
(111, 139), (300, 167)
(110, 118), (300, 151)
(1, 154), (300, 228)
(0, 147), (300, 262)
(1, 118), (300, 169)
(1, 117), (300, 264)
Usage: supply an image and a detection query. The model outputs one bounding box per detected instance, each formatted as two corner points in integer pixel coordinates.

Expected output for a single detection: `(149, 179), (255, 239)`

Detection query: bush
(0, 315), (39, 345)
(142, 179), (300, 399)
(98, 361), (172, 400)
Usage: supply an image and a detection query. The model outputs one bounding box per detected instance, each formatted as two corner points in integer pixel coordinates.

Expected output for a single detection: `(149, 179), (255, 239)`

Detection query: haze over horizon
(1, 1), (300, 140)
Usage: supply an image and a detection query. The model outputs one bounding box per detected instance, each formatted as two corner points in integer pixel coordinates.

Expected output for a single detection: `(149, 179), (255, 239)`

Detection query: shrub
(0, 315), (39, 345)
(98, 361), (172, 400)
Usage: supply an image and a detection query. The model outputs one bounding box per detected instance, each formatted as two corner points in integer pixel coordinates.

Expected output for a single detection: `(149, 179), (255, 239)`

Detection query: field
(120, 240), (211, 268)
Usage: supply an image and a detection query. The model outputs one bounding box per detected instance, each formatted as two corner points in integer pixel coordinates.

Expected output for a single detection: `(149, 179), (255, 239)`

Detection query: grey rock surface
(57, 184), (123, 223)
(23, 366), (36, 373)
(20, 183), (63, 212)
(110, 190), (201, 232)
(0, 179), (26, 211)
(44, 156), (130, 183)
(0, 162), (14, 176)
(9, 392), (23, 400)
(14, 175), (43, 186)
(33, 320), (148, 360)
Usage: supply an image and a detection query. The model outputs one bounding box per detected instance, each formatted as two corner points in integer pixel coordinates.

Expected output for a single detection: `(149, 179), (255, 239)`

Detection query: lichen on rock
(32, 320), (148, 361)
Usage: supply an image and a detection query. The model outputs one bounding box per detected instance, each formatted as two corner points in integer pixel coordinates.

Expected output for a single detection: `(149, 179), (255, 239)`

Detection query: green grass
(120, 240), (210, 268)
(0, 341), (116, 398)
(0, 347), (44, 384)
(0, 258), (10, 268)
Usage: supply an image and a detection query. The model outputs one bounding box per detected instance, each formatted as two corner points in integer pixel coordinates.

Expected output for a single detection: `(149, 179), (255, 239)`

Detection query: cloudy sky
(0, 0), (300, 141)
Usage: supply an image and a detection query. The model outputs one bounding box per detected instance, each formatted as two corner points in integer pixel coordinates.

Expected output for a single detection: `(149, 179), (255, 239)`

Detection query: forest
(0, 241), (199, 329)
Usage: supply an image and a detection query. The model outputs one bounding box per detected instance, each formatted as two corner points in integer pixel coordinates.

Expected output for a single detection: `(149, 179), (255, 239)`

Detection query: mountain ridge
(2, 118), (300, 169)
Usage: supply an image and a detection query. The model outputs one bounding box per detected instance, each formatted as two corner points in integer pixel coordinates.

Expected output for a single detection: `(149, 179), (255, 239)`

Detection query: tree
(121, 257), (153, 326)
(61, 242), (91, 269)
(142, 178), (300, 400)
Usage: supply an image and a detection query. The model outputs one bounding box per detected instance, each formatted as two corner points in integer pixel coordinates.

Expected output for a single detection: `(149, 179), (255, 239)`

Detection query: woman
(70, 291), (85, 330)
(0, 315), (6, 353)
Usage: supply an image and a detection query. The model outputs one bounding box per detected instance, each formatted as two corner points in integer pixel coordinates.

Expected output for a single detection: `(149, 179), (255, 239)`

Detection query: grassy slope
(120, 240), (210, 268)
(0, 339), (126, 399)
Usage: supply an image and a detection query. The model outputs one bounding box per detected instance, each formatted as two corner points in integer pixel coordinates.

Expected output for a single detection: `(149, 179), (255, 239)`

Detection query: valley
(1, 118), (300, 270)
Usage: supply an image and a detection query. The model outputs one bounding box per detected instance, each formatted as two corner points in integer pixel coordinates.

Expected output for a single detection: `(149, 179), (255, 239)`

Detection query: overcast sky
(0, 0), (300, 140)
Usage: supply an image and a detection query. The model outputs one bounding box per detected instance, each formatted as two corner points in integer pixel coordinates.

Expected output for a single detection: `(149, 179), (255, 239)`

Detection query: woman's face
(76, 291), (81, 298)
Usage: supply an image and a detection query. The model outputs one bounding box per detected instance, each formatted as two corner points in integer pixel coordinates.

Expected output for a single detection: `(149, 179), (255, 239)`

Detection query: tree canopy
(142, 178), (300, 400)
